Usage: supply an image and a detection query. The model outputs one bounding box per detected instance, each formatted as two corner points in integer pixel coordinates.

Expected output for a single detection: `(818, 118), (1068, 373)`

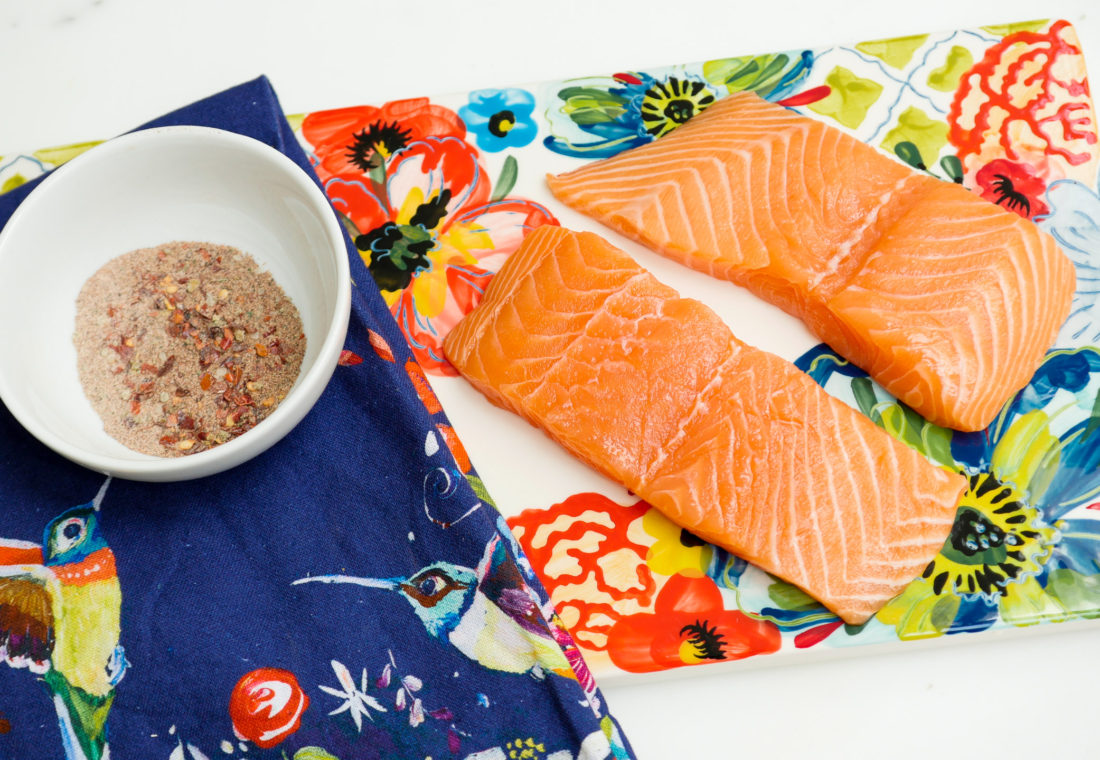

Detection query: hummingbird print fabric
(0, 77), (633, 760)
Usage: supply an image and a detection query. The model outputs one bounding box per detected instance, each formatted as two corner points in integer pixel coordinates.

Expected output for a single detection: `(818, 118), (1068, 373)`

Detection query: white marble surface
(2, 1), (1099, 757)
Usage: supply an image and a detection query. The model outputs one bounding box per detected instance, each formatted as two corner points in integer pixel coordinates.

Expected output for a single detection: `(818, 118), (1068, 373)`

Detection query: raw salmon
(444, 225), (967, 624)
(546, 91), (1076, 432)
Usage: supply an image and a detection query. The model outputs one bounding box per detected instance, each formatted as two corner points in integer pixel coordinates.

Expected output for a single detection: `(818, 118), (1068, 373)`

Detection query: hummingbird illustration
(295, 534), (581, 682)
(0, 485), (126, 760)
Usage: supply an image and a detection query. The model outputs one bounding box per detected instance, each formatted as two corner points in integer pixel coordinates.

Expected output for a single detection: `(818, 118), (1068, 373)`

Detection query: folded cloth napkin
(0, 76), (633, 760)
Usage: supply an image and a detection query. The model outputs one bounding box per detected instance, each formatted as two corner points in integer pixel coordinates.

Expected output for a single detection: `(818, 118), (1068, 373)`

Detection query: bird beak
(92, 476), (112, 512)
(292, 574), (400, 590)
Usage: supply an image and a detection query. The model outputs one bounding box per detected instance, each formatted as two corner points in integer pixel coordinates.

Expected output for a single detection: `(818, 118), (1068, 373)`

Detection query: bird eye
(53, 517), (87, 554)
(418, 577), (439, 595)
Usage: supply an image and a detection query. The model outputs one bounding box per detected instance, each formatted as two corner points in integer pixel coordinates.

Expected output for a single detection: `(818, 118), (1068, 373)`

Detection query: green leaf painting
(855, 34), (929, 69)
(490, 155), (518, 202)
(808, 67), (883, 129)
(557, 86), (629, 125)
(703, 52), (803, 97)
(927, 45), (975, 92)
(880, 108), (949, 170)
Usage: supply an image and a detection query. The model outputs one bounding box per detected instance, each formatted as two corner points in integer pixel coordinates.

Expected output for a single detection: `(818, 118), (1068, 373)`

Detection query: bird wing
(0, 541), (54, 673)
(476, 534), (554, 640)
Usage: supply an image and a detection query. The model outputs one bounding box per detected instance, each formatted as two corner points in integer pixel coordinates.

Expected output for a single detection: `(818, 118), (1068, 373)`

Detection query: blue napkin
(0, 76), (633, 760)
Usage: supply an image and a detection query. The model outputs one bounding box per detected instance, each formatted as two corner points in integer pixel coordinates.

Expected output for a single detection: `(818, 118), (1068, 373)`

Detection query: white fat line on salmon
(807, 173), (927, 293)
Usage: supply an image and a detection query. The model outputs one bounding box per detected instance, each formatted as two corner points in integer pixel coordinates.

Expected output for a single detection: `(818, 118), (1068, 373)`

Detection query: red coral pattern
(949, 20), (1098, 198)
(507, 493), (656, 652)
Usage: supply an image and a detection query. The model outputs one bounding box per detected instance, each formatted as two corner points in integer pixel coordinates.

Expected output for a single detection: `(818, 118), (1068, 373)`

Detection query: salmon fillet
(444, 225), (967, 624)
(546, 91), (1077, 432)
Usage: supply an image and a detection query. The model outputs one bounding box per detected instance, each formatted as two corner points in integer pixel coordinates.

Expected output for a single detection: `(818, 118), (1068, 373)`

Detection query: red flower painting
(605, 573), (781, 673)
(302, 99), (466, 183)
(973, 158), (1050, 219)
(300, 100), (557, 375)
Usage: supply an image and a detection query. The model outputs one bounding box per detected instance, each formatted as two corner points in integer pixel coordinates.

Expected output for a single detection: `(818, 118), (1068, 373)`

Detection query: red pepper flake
(74, 241), (305, 458)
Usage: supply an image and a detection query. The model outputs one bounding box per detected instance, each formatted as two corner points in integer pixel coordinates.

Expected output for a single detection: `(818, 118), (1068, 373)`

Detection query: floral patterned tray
(5, 18), (1098, 682)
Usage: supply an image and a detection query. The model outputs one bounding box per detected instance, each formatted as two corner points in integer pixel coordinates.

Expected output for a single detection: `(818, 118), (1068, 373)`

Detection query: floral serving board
(4, 18), (1099, 682)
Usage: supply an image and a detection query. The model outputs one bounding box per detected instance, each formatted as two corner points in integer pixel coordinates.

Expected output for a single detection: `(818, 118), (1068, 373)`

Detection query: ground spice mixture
(74, 241), (306, 457)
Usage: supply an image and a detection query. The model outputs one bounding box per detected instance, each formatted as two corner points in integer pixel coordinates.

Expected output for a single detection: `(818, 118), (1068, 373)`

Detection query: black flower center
(409, 189), (451, 230)
(356, 224), (434, 292)
(990, 174), (1031, 216)
(680, 619), (726, 660)
(663, 99), (697, 124)
(921, 471), (1048, 597)
(947, 506), (1010, 558)
(678, 528), (707, 548)
(355, 189), (452, 292)
(639, 77), (716, 138)
(488, 110), (517, 137)
(345, 121), (413, 173)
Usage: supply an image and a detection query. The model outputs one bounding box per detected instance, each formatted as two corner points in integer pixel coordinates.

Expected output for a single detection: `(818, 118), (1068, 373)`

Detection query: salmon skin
(444, 225), (967, 625)
(546, 91), (1077, 432)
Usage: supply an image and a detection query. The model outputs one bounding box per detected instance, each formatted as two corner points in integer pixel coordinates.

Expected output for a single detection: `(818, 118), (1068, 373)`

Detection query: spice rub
(74, 241), (305, 457)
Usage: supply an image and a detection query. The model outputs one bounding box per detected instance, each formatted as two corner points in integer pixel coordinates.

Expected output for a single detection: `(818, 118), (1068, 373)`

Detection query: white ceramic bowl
(0, 126), (351, 481)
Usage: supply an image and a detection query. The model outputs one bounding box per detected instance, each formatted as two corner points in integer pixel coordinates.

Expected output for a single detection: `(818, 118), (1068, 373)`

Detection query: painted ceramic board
(4, 18), (1098, 681)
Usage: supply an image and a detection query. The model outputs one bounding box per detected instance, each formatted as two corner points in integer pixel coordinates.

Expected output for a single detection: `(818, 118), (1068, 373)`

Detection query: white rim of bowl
(0, 125), (352, 481)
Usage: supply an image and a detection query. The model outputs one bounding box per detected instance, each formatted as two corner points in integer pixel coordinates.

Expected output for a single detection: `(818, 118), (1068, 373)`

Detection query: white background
(2, 1), (1099, 757)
